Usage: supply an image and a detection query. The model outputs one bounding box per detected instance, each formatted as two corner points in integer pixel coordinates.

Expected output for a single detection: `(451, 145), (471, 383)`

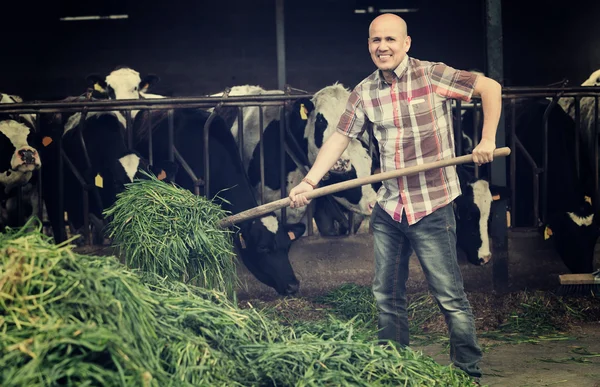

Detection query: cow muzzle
(331, 158), (352, 173)
(479, 254), (492, 265)
(284, 282), (299, 296)
(13, 147), (40, 171)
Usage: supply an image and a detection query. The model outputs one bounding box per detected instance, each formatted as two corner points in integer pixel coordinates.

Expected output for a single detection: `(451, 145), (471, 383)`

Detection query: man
(289, 13), (501, 384)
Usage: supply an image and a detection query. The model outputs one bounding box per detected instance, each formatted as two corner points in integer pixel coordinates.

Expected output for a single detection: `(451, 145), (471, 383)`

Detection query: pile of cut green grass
(104, 173), (238, 296)
(0, 221), (477, 386)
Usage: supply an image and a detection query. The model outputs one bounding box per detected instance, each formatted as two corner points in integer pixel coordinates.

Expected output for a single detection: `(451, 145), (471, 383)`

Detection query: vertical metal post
(168, 110), (175, 162)
(509, 99), (516, 228)
(595, 97), (599, 196)
(275, 0), (287, 90)
(36, 114), (43, 223)
(238, 107), (245, 163)
(574, 97), (581, 179)
(148, 110), (154, 165)
(125, 110), (133, 149)
(56, 113), (66, 242)
(259, 106), (265, 205)
(454, 100), (463, 156)
(485, 0), (508, 293)
(485, 0), (506, 187)
(280, 106), (287, 223)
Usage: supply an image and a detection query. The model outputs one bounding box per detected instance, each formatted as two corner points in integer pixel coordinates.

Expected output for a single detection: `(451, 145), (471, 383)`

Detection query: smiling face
(368, 14), (411, 80)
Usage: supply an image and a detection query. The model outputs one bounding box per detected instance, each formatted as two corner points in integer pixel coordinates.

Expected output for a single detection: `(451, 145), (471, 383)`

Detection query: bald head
(369, 13), (408, 39)
(367, 13), (411, 80)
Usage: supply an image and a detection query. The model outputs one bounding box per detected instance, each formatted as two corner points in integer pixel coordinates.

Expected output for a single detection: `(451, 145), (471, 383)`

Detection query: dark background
(2, 0), (599, 100)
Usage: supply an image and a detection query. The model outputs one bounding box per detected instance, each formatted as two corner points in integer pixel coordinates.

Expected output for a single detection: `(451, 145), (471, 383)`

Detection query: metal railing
(2, 85), (600, 242)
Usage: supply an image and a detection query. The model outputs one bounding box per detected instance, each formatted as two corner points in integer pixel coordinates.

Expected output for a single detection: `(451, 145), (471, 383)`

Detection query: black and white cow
(364, 125), (502, 266)
(0, 94), (42, 230)
(38, 88), (175, 243)
(87, 67), (161, 109)
(212, 85), (374, 237)
(211, 85), (313, 225)
(558, 69), (600, 203)
(512, 98), (599, 274)
(304, 83), (378, 219)
(0, 95), (41, 194)
(133, 107), (305, 296)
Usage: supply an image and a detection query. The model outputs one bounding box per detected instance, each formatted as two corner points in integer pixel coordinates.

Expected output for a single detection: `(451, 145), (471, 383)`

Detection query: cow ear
(139, 75), (160, 93)
(285, 223), (306, 241)
(490, 184), (510, 201)
(291, 98), (314, 120)
(86, 75), (107, 94)
(150, 160), (178, 182)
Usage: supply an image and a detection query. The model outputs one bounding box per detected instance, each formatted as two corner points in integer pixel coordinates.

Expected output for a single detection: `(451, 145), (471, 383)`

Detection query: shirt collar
(376, 55), (410, 85)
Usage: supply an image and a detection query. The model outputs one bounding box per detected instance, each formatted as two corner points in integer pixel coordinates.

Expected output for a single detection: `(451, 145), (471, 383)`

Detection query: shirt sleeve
(429, 63), (478, 102)
(336, 88), (368, 139)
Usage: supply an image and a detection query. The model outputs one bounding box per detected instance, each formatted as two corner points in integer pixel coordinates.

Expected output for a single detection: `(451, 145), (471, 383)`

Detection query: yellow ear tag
(42, 136), (53, 147)
(544, 226), (553, 240)
(506, 211), (511, 227)
(288, 231), (296, 241)
(95, 174), (104, 188)
(94, 83), (105, 93)
(585, 196), (592, 205)
(239, 233), (247, 249)
(492, 194), (500, 201)
(300, 104), (308, 120)
(157, 170), (167, 181)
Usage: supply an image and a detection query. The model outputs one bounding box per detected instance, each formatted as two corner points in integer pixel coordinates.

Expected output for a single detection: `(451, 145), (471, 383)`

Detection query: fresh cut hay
(104, 172), (238, 296)
(0, 221), (477, 386)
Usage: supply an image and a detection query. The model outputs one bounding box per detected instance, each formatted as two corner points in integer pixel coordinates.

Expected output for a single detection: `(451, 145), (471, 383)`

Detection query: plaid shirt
(337, 56), (478, 225)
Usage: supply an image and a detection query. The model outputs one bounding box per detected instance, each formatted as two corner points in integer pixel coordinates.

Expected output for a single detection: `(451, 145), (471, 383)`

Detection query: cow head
(543, 198), (600, 274)
(87, 67), (160, 102)
(236, 215), (305, 296)
(305, 83), (377, 216)
(454, 166), (509, 266)
(0, 120), (42, 193)
(581, 69), (600, 86)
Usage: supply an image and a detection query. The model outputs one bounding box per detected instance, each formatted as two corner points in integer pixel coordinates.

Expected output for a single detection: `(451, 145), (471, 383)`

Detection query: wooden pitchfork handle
(219, 147), (511, 228)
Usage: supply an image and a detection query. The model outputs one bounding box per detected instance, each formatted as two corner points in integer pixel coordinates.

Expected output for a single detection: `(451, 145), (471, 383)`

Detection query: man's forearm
(305, 131), (352, 184)
(477, 77), (502, 142)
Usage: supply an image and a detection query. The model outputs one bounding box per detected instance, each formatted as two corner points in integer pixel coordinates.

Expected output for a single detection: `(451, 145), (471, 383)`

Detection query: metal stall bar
(259, 106), (265, 206)
(574, 96), (581, 179)
(238, 107), (245, 163)
(509, 99), (516, 228)
(454, 100), (463, 156)
(279, 105), (287, 223)
(541, 97), (558, 224)
(595, 97), (599, 198)
(514, 136), (541, 226)
(148, 110), (154, 165)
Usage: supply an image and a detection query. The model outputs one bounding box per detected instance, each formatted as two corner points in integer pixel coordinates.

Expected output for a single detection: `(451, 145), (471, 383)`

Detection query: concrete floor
(235, 228), (599, 300)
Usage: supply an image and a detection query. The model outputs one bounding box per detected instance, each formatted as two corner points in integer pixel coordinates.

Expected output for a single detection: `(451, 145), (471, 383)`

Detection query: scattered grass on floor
(244, 283), (600, 349)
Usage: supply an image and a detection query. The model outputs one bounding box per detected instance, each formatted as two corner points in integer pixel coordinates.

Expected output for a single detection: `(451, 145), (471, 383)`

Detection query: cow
(362, 125), (502, 266)
(0, 94), (42, 230)
(304, 83), (378, 219)
(558, 69), (600, 204)
(38, 94), (175, 244)
(210, 85), (312, 225)
(512, 97), (599, 273)
(87, 67), (161, 109)
(211, 84), (375, 237)
(133, 107), (304, 296)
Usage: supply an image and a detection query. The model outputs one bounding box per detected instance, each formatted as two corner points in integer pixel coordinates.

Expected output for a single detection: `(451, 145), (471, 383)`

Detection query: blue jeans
(370, 203), (482, 378)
